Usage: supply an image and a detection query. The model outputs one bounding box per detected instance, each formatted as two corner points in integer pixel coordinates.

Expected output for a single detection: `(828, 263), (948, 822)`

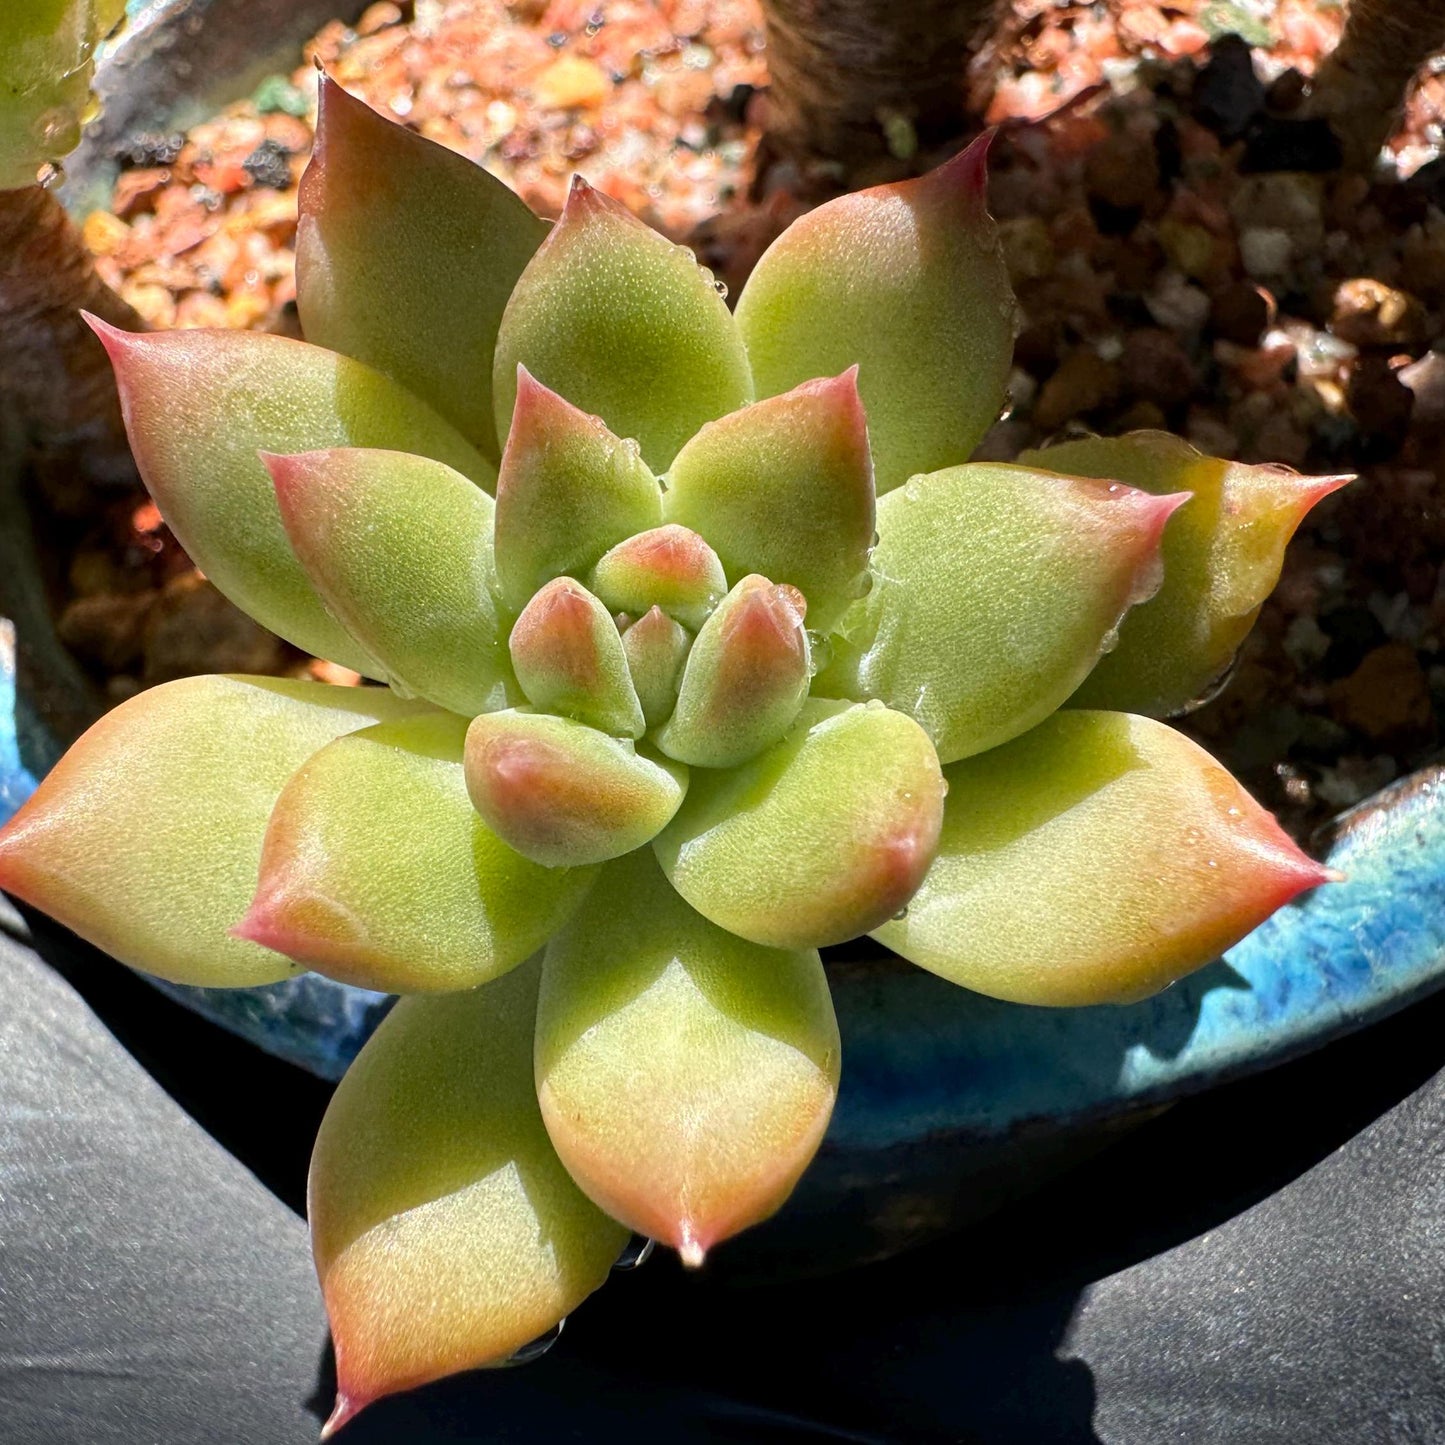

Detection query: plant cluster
(0, 77), (1344, 1434)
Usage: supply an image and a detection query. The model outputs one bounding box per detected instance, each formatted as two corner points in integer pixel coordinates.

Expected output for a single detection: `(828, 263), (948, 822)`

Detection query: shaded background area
(6, 907), (1443, 1444)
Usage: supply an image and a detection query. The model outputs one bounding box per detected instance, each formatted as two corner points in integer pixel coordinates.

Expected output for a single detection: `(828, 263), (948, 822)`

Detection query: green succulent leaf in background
(0, 77), (1346, 1436)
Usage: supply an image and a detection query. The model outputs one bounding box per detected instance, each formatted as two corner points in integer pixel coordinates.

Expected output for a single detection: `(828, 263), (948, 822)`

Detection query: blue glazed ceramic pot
(6, 0), (1443, 1275)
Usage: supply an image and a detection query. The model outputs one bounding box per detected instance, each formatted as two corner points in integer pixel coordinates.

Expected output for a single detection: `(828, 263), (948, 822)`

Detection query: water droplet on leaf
(505, 1319), (565, 1365)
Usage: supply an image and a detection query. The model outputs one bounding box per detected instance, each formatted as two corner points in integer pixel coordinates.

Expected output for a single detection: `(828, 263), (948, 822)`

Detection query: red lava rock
(141, 573), (289, 684)
(1329, 642), (1435, 744)
(1121, 327), (1198, 409)
(1330, 278), (1430, 350)
(1032, 350), (1120, 431)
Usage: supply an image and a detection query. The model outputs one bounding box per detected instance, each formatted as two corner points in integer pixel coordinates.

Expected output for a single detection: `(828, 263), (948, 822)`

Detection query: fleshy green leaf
(656, 575), (811, 769)
(537, 849), (839, 1265)
(296, 77), (548, 459)
(735, 135), (1017, 496)
(0, 676), (426, 987)
(620, 606), (691, 729)
(654, 698), (945, 949)
(310, 959), (628, 1437)
(493, 368), (663, 615)
(236, 712), (595, 994)
(663, 370), (874, 633)
(265, 448), (510, 717)
(873, 710), (1335, 1006)
(89, 320), (493, 674)
(588, 524), (727, 632)
(820, 463), (1188, 764)
(492, 178), (753, 472)
(509, 578), (645, 738)
(466, 709), (686, 867)
(1018, 432), (1352, 716)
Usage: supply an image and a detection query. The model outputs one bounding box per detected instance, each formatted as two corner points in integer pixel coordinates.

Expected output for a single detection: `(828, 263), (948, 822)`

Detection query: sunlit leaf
(296, 76), (548, 458)
(735, 135), (1017, 495)
(873, 710), (1335, 1005)
(266, 447), (510, 717)
(1019, 432), (1352, 716)
(537, 849), (839, 1264)
(466, 709), (687, 867)
(492, 178), (753, 472)
(311, 959), (628, 1437)
(821, 463), (1188, 763)
(663, 370), (874, 633)
(238, 712), (595, 994)
(620, 606), (691, 729)
(493, 368), (663, 615)
(89, 320), (493, 673)
(655, 698), (945, 948)
(0, 676), (426, 986)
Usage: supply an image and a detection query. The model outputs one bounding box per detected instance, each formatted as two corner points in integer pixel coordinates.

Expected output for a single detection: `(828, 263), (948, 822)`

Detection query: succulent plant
(0, 77), (1348, 1434)
(0, 0), (124, 188)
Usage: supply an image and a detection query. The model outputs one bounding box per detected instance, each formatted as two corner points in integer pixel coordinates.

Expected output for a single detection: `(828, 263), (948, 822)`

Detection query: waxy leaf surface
(0, 676), (424, 986)
(466, 709), (687, 867)
(537, 849), (839, 1264)
(874, 710), (1334, 1005)
(310, 959), (628, 1437)
(735, 136), (1016, 496)
(657, 575), (811, 769)
(509, 578), (645, 737)
(297, 77), (548, 458)
(589, 525), (726, 632)
(239, 712), (595, 994)
(822, 463), (1186, 763)
(267, 448), (510, 717)
(655, 699), (945, 949)
(620, 606), (691, 728)
(1020, 432), (1351, 716)
(663, 371), (875, 633)
(493, 179), (753, 471)
(494, 369), (663, 614)
(91, 322), (492, 673)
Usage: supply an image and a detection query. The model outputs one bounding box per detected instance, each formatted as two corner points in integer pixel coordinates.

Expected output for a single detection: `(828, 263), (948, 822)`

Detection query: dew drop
(505, 1319), (565, 1365)
(712, 277), (729, 299)
(1098, 626), (1120, 655)
(891, 905), (909, 922)
(612, 1234), (655, 1271)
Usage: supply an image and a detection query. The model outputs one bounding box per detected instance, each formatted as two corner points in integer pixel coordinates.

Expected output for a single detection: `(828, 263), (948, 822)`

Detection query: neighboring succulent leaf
(493, 369), (663, 614)
(588, 524), (727, 631)
(734, 135), (1016, 496)
(310, 958), (628, 1437)
(663, 370), (875, 633)
(0, 677), (425, 987)
(296, 76), (548, 459)
(1018, 432), (1352, 716)
(821, 463), (1188, 764)
(873, 710), (1334, 1006)
(265, 448), (510, 717)
(655, 698), (945, 949)
(508, 577), (645, 738)
(492, 178), (753, 472)
(536, 848), (839, 1265)
(237, 712), (595, 994)
(466, 710), (686, 867)
(656, 576), (811, 769)
(620, 606), (691, 729)
(89, 321), (493, 674)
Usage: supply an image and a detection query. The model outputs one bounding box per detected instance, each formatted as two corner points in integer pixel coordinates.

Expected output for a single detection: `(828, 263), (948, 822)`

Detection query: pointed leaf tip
(537, 850), (838, 1257)
(874, 711), (1336, 1006)
(588, 524), (727, 633)
(663, 370), (875, 633)
(298, 74), (546, 458)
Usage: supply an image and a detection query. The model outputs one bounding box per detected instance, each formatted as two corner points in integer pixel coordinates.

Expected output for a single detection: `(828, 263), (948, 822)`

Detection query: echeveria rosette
(0, 83), (1348, 1434)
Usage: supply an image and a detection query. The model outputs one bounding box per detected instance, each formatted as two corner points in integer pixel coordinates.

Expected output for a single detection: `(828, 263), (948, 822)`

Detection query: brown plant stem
(0, 183), (141, 492)
(757, 0), (997, 170)
(1307, 0), (1445, 167)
